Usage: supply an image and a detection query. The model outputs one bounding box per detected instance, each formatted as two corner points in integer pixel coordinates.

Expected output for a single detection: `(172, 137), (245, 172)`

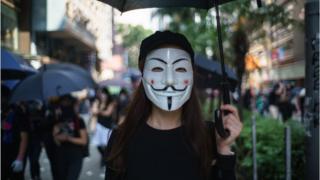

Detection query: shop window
(1, 3), (18, 50)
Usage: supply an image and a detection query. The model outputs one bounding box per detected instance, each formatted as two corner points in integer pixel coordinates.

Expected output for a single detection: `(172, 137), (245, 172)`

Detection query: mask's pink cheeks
(151, 80), (154, 85)
(184, 80), (189, 85)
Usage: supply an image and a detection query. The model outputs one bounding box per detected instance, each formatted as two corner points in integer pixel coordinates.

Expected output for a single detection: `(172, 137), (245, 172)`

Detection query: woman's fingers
(221, 104), (240, 121)
(223, 113), (243, 138)
(216, 105), (243, 149)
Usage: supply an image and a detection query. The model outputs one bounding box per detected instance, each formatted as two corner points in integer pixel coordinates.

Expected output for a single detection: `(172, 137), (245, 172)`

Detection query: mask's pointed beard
(168, 96), (172, 110)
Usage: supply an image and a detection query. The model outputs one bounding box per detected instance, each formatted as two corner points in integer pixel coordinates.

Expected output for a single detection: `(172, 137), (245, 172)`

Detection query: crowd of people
(242, 81), (304, 122)
(1, 86), (131, 180)
(1, 78), (304, 180)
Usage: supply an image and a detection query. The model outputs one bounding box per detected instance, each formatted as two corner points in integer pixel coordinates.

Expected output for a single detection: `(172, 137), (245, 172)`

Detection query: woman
(91, 88), (117, 167)
(53, 95), (88, 180)
(116, 88), (130, 125)
(1, 101), (28, 180)
(105, 31), (242, 180)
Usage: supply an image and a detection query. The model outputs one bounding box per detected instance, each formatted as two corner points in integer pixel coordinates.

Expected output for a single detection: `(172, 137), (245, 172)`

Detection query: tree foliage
(116, 24), (153, 67)
(153, 0), (300, 119)
(153, 0), (300, 65)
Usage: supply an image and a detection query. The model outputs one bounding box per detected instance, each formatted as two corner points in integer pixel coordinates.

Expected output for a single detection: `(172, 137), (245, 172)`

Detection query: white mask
(142, 47), (193, 111)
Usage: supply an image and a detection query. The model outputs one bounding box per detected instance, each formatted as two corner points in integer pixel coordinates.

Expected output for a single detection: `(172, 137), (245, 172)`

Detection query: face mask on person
(142, 47), (193, 111)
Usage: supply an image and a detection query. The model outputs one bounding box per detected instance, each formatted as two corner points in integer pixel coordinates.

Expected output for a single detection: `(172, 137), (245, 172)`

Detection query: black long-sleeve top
(105, 121), (236, 180)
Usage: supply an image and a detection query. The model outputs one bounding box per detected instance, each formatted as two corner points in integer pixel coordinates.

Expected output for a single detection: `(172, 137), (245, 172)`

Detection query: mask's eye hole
(152, 67), (164, 72)
(175, 67), (187, 72)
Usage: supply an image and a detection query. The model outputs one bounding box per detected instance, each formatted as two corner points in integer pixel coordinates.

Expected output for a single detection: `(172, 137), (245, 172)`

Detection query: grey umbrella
(99, 79), (132, 89)
(39, 63), (97, 88)
(10, 69), (96, 103)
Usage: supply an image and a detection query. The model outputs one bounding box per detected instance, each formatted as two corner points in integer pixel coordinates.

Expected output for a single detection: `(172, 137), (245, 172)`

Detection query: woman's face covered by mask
(142, 47), (193, 111)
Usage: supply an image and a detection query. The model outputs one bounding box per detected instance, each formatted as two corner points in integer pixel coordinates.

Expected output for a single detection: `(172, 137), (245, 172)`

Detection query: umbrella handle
(215, 109), (230, 139)
(215, 82), (231, 139)
(256, 0), (262, 8)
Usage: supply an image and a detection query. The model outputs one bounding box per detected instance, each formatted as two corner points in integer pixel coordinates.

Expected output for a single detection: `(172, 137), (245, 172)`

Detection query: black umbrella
(194, 54), (237, 90)
(98, 0), (234, 12)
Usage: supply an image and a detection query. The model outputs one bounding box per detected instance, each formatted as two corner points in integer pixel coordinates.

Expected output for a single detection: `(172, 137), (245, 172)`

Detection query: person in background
(53, 95), (88, 180)
(116, 88), (130, 125)
(277, 82), (296, 121)
(91, 88), (116, 167)
(26, 99), (59, 180)
(256, 90), (267, 116)
(268, 82), (281, 119)
(27, 100), (45, 180)
(44, 97), (61, 180)
(77, 89), (92, 127)
(1, 97), (29, 180)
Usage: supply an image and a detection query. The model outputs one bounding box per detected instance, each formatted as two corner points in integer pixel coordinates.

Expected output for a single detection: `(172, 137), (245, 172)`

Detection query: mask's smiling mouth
(151, 87), (187, 97)
(150, 85), (187, 92)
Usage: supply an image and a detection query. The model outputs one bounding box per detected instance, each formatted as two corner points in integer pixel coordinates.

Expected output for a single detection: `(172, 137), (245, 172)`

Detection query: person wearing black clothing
(116, 88), (130, 125)
(53, 95), (88, 180)
(1, 104), (29, 180)
(27, 100), (59, 180)
(105, 31), (242, 180)
(91, 88), (116, 167)
(27, 100), (45, 180)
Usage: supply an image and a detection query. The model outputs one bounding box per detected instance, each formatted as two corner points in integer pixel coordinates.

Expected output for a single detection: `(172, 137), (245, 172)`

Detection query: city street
(25, 144), (106, 180)
(1, 0), (318, 179)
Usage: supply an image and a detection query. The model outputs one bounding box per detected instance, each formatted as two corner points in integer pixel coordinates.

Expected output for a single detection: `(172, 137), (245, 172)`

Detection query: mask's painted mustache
(151, 85), (187, 92)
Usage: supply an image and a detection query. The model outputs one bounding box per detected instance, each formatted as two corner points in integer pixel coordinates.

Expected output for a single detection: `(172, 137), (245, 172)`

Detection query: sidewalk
(25, 144), (106, 180)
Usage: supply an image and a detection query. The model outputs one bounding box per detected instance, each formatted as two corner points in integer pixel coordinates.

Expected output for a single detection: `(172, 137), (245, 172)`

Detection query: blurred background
(1, 0), (319, 180)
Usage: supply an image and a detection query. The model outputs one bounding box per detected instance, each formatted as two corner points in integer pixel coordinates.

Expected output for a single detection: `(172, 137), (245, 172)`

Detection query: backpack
(74, 116), (90, 158)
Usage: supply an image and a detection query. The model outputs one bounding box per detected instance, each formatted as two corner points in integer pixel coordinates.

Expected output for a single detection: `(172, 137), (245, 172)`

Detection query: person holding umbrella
(105, 31), (242, 180)
(52, 95), (88, 180)
(1, 94), (29, 180)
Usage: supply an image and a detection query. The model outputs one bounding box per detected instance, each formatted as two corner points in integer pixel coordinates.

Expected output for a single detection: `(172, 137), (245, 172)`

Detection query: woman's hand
(216, 104), (243, 155)
(55, 133), (69, 142)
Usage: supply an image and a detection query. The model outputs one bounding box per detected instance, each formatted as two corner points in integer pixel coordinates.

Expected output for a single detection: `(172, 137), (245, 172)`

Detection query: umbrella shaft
(213, 0), (227, 79)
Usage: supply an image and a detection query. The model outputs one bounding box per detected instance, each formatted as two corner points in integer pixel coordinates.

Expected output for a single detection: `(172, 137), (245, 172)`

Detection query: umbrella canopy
(1, 48), (37, 80)
(10, 69), (95, 103)
(99, 79), (132, 89)
(1, 80), (20, 90)
(194, 54), (238, 90)
(98, 0), (233, 12)
(39, 63), (97, 88)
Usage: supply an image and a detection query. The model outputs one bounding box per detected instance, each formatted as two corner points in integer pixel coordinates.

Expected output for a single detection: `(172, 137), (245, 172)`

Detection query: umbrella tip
(257, 0), (262, 8)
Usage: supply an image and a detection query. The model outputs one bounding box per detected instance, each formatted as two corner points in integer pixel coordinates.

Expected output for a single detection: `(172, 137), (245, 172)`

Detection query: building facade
(246, 0), (305, 88)
(1, 0), (114, 77)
